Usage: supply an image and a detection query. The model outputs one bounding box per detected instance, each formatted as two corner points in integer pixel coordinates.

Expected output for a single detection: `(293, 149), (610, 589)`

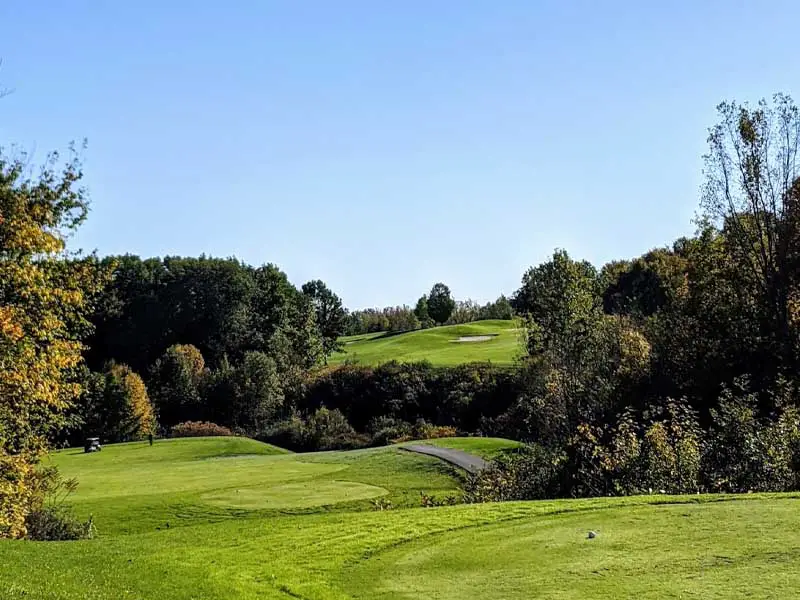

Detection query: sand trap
(454, 335), (494, 343)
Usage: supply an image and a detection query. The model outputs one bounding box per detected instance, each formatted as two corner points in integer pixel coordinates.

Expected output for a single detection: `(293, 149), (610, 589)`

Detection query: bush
(464, 444), (567, 503)
(262, 412), (309, 451)
(25, 506), (94, 541)
(306, 408), (368, 450)
(23, 467), (94, 541)
(597, 400), (702, 496)
(262, 409), (368, 451)
(367, 416), (412, 446)
(412, 420), (458, 440)
(171, 421), (233, 438)
(703, 380), (800, 493)
(1, 453), (38, 538)
(294, 362), (517, 434)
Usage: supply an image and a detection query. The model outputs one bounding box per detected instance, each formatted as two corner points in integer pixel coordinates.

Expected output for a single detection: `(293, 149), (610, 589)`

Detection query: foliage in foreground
(467, 388), (800, 502)
(21, 467), (94, 541)
(0, 148), (105, 538)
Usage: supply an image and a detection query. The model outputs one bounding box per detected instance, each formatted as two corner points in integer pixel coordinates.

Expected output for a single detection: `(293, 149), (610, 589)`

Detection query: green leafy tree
(414, 296), (429, 323)
(514, 249), (599, 355)
(701, 93), (800, 370)
(302, 279), (347, 358)
(231, 351), (285, 433)
(148, 344), (206, 428)
(448, 299), (481, 324)
(600, 247), (688, 318)
(427, 283), (456, 325)
(383, 305), (420, 332)
(480, 295), (513, 320)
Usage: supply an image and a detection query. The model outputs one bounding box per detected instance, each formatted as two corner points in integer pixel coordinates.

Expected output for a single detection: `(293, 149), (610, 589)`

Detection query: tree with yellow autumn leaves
(0, 148), (105, 538)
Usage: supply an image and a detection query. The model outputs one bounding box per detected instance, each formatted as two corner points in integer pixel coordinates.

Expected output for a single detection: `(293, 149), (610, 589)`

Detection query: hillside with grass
(3, 437), (800, 599)
(330, 320), (522, 366)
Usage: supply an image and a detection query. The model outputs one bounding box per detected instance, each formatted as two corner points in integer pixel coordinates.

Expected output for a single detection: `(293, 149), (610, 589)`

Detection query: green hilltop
(330, 319), (523, 366)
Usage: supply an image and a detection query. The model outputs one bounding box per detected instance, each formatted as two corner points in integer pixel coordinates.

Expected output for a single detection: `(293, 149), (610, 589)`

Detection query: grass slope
(407, 436), (525, 460)
(2, 437), (800, 599)
(331, 320), (522, 366)
(41, 436), (464, 535)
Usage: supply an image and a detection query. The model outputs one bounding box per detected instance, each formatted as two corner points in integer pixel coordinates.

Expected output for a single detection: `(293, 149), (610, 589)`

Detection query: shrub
(263, 409), (368, 451)
(371, 497), (393, 511)
(306, 408), (368, 451)
(294, 362), (517, 434)
(171, 421), (233, 438)
(25, 506), (94, 541)
(23, 467), (94, 541)
(411, 420), (458, 441)
(464, 444), (567, 503)
(419, 491), (459, 507)
(367, 416), (412, 446)
(703, 380), (800, 493)
(262, 412), (309, 451)
(588, 400), (702, 496)
(0, 453), (38, 538)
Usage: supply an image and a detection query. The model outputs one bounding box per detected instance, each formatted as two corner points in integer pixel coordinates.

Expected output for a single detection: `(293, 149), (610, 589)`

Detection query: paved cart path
(402, 444), (489, 474)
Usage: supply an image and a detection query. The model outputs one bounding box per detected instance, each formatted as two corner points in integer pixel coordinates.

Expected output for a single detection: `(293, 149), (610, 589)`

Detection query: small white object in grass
(587, 531), (597, 539)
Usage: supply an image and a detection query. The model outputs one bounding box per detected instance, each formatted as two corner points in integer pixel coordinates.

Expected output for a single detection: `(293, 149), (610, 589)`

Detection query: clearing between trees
(330, 320), (522, 366)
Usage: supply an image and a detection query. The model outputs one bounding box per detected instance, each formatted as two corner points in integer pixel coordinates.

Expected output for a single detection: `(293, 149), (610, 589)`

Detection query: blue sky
(1, 1), (798, 309)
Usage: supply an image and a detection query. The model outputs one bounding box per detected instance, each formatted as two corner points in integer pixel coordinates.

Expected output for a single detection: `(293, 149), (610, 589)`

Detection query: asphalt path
(402, 444), (490, 474)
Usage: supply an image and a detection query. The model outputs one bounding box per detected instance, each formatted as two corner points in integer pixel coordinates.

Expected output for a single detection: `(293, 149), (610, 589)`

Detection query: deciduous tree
(427, 283), (455, 325)
(0, 148), (104, 538)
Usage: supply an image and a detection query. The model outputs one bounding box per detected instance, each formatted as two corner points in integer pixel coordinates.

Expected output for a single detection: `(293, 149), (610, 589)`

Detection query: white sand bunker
(454, 335), (494, 343)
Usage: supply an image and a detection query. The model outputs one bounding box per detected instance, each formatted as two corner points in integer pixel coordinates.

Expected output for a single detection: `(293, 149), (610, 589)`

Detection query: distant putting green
(330, 319), (523, 366)
(3, 437), (800, 599)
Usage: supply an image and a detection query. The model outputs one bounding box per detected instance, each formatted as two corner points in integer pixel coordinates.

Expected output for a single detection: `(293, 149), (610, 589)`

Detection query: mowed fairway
(330, 320), (522, 366)
(2, 437), (800, 599)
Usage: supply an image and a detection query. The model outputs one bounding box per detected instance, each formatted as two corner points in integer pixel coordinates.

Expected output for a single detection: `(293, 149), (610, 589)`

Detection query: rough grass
(331, 320), (523, 366)
(3, 437), (800, 599)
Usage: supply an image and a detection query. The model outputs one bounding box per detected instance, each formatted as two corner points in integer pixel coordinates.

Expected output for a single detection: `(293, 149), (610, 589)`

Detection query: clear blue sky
(1, 1), (797, 309)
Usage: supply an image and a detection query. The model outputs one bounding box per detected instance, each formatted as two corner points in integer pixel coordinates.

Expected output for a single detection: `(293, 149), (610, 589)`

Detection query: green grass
(407, 436), (525, 460)
(39, 436), (464, 535)
(3, 436), (800, 599)
(331, 320), (523, 366)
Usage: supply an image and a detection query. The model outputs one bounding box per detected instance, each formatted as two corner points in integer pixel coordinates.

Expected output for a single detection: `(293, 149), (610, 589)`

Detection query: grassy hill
(2, 437), (800, 599)
(330, 319), (523, 366)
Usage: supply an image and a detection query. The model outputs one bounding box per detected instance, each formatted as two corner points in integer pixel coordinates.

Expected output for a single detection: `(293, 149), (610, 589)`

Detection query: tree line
(2, 93), (800, 538)
(344, 286), (513, 336)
